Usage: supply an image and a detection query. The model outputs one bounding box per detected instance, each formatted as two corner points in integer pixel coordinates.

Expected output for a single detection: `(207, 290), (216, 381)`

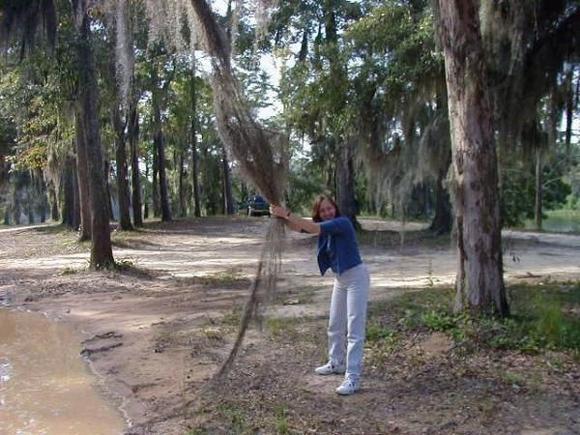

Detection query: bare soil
(1, 217), (579, 434)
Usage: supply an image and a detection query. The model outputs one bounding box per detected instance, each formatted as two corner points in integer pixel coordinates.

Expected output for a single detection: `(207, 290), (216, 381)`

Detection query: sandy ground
(1, 217), (579, 434)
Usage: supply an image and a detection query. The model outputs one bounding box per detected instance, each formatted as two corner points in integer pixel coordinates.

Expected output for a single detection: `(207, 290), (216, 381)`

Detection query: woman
(271, 195), (370, 396)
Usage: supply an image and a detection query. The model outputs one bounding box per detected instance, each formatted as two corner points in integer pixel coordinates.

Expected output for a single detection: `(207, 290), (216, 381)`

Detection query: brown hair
(312, 195), (341, 223)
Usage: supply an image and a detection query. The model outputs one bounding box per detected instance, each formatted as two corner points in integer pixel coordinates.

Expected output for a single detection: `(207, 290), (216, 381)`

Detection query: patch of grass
(274, 406), (289, 434)
(220, 305), (243, 328)
(266, 317), (302, 341)
(369, 283), (580, 354)
(500, 371), (525, 387)
(421, 310), (461, 332)
(365, 322), (401, 367)
(196, 397), (297, 435)
(264, 317), (320, 347)
(216, 403), (249, 434)
(366, 322), (397, 342)
(370, 288), (454, 331)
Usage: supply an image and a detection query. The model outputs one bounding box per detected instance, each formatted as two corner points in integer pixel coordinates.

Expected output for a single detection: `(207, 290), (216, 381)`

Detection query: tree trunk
(336, 141), (358, 225)
(190, 69), (202, 218)
(12, 194), (20, 225)
(26, 185), (34, 224)
(222, 146), (235, 215)
(49, 182), (59, 222)
(75, 10), (114, 269)
(61, 157), (76, 228)
(152, 141), (160, 217)
(36, 176), (48, 223)
(323, 0), (357, 224)
(104, 159), (114, 221)
(128, 103), (143, 227)
(535, 147), (543, 230)
(151, 65), (172, 222)
(72, 163), (80, 229)
(564, 68), (576, 156)
(113, 104), (133, 231)
(202, 145), (219, 215)
(74, 112), (91, 240)
(436, 0), (508, 316)
(178, 151), (186, 217)
(192, 139), (201, 218)
(144, 158), (150, 219)
(154, 127), (172, 222)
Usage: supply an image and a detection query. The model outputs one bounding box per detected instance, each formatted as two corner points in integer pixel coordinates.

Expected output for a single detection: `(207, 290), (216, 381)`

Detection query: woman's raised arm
(270, 205), (321, 235)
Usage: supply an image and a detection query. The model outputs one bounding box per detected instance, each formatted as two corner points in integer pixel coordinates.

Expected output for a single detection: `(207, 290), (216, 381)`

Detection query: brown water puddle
(0, 309), (125, 434)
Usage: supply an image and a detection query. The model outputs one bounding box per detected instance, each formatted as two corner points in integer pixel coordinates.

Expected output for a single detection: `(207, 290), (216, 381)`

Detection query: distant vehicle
(246, 195), (270, 217)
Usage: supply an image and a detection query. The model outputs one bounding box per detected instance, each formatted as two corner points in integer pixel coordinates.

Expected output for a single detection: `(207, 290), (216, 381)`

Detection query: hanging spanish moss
(189, 0), (288, 380)
(481, 1), (580, 151)
(360, 89), (450, 227)
(134, 0), (288, 379)
(214, 219), (283, 379)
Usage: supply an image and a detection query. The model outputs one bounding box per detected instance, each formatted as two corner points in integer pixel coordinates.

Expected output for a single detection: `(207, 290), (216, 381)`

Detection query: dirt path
(1, 217), (579, 434)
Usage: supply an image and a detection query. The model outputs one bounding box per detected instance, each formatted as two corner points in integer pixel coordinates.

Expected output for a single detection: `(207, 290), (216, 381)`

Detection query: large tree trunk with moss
(75, 10), (114, 270)
(128, 103), (143, 227)
(436, 0), (509, 316)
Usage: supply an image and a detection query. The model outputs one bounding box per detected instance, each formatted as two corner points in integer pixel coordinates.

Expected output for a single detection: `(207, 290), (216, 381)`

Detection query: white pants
(327, 264), (370, 380)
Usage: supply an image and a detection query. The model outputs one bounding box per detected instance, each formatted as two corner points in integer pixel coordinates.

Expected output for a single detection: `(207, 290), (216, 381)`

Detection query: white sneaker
(336, 378), (360, 395)
(314, 362), (346, 375)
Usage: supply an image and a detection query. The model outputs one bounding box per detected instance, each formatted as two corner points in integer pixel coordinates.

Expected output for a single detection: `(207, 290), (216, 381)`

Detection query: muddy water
(0, 309), (125, 434)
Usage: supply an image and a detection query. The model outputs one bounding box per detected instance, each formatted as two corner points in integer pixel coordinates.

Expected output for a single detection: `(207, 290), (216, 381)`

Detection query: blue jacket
(317, 217), (363, 276)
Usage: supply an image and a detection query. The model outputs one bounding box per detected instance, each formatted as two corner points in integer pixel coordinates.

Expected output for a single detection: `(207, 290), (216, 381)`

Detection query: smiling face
(318, 199), (337, 221)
